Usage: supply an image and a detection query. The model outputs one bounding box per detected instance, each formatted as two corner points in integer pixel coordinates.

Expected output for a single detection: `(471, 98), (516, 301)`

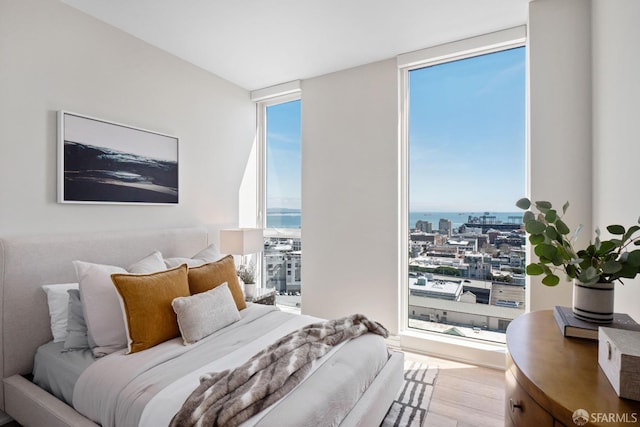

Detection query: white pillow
(171, 282), (240, 345)
(41, 283), (79, 342)
(74, 251), (166, 357)
(164, 244), (221, 268)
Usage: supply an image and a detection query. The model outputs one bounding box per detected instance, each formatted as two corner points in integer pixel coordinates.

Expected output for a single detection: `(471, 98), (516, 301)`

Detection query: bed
(0, 227), (403, 426)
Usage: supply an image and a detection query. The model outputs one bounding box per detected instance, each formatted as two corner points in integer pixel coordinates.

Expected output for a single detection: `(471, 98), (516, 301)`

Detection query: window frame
(398, 26), (527, 367)
(256, 92), (302, 230)
(254, 87), (301, 302)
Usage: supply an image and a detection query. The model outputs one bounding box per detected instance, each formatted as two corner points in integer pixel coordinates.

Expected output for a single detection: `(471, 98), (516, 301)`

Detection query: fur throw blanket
(170, 313), (388, 427)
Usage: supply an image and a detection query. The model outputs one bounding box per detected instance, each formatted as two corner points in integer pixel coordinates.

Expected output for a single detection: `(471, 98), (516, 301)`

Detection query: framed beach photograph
(58, 111), (179, 204)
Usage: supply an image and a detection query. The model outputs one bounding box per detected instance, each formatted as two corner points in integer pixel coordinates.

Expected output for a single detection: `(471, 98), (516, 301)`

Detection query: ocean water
(267, 213), (301, 229)
(267, 211), (523, 230)
(410, 211), (523, 230)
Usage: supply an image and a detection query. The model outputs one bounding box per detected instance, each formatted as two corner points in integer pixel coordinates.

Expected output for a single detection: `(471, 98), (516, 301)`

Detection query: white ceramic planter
(244, 283), (256, 299)
(572, 281), (615, 324)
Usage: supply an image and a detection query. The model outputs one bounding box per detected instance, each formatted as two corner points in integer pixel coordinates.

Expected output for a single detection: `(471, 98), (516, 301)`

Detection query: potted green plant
(516, 198), (640, 323)
(237, 263), (257, 298)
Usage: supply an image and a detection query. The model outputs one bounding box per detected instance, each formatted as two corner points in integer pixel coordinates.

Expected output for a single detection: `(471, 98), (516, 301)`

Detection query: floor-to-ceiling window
(259, 96), (302, 310)
(401, 29), (526, 344)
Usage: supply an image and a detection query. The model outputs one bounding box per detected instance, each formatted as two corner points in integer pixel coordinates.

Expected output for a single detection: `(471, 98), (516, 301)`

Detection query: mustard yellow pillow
(187, 255), (246, 310)
(111, 264), (190, 354)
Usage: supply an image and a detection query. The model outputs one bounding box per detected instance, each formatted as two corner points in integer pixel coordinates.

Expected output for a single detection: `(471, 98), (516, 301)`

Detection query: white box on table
(598, 326), (640, 401)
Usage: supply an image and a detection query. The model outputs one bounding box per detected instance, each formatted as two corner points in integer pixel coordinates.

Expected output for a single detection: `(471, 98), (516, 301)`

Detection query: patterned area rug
(380, 356), (438, 427)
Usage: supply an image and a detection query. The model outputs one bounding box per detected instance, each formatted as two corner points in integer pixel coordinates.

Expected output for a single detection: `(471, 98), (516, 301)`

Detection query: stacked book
(554, 306), (640, 340)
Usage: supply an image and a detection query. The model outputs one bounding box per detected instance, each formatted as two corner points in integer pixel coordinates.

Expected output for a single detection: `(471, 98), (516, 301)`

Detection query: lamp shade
(219, 228), (264, 255)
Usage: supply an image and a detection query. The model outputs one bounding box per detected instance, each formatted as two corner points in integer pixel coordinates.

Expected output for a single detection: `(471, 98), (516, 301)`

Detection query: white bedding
(72, 304), (390, 427)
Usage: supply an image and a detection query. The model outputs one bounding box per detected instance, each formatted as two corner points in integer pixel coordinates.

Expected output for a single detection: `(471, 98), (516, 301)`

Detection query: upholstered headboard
(0, 227), (209, 410)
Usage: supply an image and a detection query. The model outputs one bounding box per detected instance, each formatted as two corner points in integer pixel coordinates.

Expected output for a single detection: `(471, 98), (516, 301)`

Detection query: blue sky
(266, 99), (301, 210)
(266, 47), (526, 213)
(409, 46), (526, 212)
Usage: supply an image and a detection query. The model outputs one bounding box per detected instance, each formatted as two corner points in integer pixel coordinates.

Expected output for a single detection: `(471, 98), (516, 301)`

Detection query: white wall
(0, 0), (255, 239)
(527, 0), (593, 312)
(526, 0), (640, 321)
(301, 0), (640, 339)
(592, 0), (640, 321)
(301, 59), (399, 334)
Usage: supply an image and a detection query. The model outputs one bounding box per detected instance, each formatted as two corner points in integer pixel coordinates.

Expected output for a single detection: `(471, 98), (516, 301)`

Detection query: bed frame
(0, 227), (403, 427)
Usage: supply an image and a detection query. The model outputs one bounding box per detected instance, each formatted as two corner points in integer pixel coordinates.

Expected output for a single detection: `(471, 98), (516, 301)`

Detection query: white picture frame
(58, 111), (179, 204)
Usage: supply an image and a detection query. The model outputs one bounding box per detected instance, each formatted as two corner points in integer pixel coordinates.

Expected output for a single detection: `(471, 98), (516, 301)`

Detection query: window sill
(396, 328), (506, 370)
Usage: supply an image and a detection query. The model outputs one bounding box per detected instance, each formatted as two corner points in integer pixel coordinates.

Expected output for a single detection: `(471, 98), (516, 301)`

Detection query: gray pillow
(74, 251), (167, 357)
(171, 283), (240, 345)
(164, 244), (221, 268)
(63, 289), (89, 351)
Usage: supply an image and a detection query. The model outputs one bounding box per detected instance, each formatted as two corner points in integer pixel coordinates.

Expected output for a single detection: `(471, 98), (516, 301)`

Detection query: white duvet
(72, 305), (389, 427)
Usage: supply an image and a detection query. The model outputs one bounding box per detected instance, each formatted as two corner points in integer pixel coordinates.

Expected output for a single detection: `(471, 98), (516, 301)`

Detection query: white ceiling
(60, 0), (530, 91)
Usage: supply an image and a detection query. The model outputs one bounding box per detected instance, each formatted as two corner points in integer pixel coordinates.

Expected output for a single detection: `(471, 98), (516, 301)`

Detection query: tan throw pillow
(111, 264), (190, 354)
(187, 255), (246, 310)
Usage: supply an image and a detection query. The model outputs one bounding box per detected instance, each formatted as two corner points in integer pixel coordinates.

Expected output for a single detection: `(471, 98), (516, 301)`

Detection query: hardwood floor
(404, 352), (506, 427)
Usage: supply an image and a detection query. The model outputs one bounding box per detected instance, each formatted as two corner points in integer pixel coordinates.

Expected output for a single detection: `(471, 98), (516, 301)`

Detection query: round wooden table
(505, 310), (640, 426)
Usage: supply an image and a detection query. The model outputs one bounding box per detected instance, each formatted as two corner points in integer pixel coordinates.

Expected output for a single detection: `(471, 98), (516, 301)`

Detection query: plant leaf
(516, 198), (531, 210)
(562, 201), (570, 214)
(555, 219), (570, 235)
(545, 210), (557, 223)
(597, 240), (617, 255)
(551, 253), (564, 266)
(526, 220), (547, 235)
(623, 225), (640, 242)
(544, 226), (558, 240)
(607, 224), (626, 235)
(541, 244), (557, 260)
(535, 201), (552, 212)
(542, 274), (560, 286)
(602, 260), (622, 274)
(526, 264), (544, 275)
(523, 211), (535, 223)
(619, 264), (640, 279)
(627, 250), (640, 267)
(579, 266), (598, 283)
(529, 234), (545, 245)
(571, 224), (583, 244)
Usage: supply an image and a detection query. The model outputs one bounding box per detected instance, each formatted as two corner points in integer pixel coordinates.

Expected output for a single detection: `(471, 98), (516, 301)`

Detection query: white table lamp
(219, 228), (264, 298)
(219, 228), (264, 256)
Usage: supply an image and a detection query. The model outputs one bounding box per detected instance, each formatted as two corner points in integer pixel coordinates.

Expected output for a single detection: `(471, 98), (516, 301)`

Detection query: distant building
(490, 282), (526, 309)
(439, 218), (452, 236)
(411, 232), (444, 245)
(459, 291), (477, 303)
(285, 252), (301, 292)
(264, 233), (302, 293)
(409, 276), (463, 301)
(415, 220), (433, 233)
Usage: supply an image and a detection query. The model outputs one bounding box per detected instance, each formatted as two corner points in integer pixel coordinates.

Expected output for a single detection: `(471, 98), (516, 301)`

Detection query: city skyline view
(407, 46), (526, 342)
(264, 47), (527, 339)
